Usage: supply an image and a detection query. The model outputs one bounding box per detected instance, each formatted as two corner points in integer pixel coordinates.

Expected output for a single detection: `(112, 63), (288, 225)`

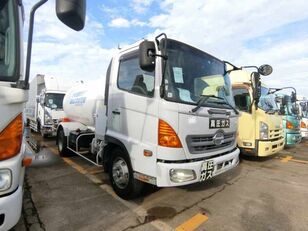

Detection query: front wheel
(57, 128), (69, 157)
(109, 148), (144, 199)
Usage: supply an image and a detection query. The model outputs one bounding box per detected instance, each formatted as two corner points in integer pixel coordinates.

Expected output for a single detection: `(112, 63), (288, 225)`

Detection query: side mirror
(251, 72), (261, 108)
(252, 72), (261, 99)
(139, 41), (156, 72)
(258, 64), (273, 76)
(56, 0), (86, 31)
(282, 95), (288, 105)
(291, 91), (297, 103)
(279, 105), (285, 115)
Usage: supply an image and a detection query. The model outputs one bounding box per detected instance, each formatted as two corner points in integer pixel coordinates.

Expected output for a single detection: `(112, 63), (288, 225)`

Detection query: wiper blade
(191, 95), (223, 113)
(265, 109), (276, 114)
(219, 87), (239, 115)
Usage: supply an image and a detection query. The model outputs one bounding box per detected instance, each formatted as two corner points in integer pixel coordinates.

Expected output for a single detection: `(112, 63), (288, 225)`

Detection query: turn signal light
(0, 114), (23, 161)
(286, 120), (294, 129)
(61, 117), (71, 122)
(301, 121), (307, 129)
(158, 119), (182, 148)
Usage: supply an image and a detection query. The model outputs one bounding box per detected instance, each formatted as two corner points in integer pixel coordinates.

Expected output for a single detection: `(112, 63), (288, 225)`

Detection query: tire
(57, 128), (69, 157)
(109, 148), (144, 199)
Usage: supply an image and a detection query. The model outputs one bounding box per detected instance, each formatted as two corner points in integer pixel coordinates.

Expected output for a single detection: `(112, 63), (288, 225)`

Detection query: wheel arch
(103, 135), (131, 171)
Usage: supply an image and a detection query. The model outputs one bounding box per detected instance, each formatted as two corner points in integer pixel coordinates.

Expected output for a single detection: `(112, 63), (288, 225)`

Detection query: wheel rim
(58, 131), (63, 151)
(112, 157), (129, 189)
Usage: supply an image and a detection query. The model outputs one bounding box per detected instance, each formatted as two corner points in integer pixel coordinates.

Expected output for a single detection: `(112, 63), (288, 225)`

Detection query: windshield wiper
(192, 95), (223, 113)
(265, 108), (276, 114)
(219, 87), (239, 115)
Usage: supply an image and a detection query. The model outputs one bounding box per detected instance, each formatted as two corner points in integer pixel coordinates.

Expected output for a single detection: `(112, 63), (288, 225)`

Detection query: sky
(23, 0), (308, 97)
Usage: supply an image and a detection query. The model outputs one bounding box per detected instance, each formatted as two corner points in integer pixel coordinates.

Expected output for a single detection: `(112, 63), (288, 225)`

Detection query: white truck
(297, 96), (308, 138)
(57, 35), (240, 199)
(25, 74), (68, 137)
(0, 0), (85, 230)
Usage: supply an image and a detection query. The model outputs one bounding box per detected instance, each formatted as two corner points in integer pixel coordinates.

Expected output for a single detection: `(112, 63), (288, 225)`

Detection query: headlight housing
(44, 114), (53, 124)
(301, 121), (307, 129)
(0, 169), (12, 192)
(260, 122), (268, 140)
(286, 120), (294, 129)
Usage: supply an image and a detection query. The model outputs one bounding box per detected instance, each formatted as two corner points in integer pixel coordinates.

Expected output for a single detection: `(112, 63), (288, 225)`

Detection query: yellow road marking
(281, 155), (293, 163)
(290, 159), (308, 165)
(62, 157), (88, 174)
(176, 213), (208, 231)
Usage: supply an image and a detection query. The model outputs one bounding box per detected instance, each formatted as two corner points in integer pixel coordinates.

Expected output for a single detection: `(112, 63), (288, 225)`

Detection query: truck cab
(57, 37), (240, 199)
(0, 1), (27, 230)
(25, 74), (67, 137)
(230, 70), (284, 156)
(0, 0), (85, 229)
(276, 94), (302, 146)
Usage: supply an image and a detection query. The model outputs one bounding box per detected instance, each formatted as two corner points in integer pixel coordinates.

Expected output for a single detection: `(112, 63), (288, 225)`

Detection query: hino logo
(213, 132), (224, 146)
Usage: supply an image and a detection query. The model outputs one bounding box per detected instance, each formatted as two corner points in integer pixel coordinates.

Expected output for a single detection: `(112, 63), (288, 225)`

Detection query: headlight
(170, 169), (196, 183)
(44, 114), (53, 124)
(260, 122), (268, 140)
(0, 169), (12, 192)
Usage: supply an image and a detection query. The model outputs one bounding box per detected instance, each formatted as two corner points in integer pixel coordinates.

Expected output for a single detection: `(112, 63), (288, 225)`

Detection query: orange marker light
(61, 117), (71, 122)
(158, 119), (182, 148)
(286, 120), (294, 129)
(22, 157), (32, 167)
(0, 114), (23, 161)
(301, 121), (307, 129)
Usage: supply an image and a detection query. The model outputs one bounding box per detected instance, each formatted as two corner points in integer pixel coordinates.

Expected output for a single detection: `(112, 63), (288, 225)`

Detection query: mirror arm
(148, 50), (168, 60)
(22, 0), (48, 90)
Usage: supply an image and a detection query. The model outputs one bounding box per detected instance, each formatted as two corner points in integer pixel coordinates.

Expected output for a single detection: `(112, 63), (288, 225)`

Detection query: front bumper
(42, 125), (57, 136)
(301, 130), (308, 139)
(0, 186), (23, 230)
(257, 137), (285, 157)
(285, 132), (302, 146)
(156, 148), (240, 187)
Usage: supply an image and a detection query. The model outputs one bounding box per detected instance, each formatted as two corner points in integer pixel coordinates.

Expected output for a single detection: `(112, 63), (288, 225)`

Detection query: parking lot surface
(14, 132), (308, 231)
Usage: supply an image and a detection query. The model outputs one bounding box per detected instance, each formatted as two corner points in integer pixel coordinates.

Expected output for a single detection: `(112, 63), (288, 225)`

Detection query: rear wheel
(109, 148), (144, 199)
(57, 128), (69, 157)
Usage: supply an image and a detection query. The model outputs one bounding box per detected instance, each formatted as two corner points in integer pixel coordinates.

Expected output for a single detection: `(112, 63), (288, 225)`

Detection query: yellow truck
(228, 67), (284, 156)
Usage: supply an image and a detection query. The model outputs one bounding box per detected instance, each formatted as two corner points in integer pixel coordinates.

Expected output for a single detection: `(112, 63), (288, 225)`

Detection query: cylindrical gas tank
(63, 81), (105, 126)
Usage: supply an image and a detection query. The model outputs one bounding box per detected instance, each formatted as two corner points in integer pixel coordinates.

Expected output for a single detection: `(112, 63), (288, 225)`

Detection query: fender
(57, 121), (89, 137)
(103, 135), (131, 169)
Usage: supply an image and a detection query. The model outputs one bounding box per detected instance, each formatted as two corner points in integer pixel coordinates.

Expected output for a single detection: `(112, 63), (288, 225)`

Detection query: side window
(232, 87), (251, 112)
(118, 55), (155, 97)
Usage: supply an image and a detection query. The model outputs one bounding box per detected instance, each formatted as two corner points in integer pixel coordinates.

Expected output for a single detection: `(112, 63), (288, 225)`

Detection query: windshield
(258, 87), (279, 113)
(45, 93), (65, 109)
(0, 0), (19, 81)
(300, 102), (308, 118)
(162, 39), (235, 109)
(276, 95), (299, 116)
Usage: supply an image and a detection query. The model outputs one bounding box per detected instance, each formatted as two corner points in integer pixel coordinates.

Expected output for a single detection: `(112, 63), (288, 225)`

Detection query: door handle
(112, 110), (120, 115)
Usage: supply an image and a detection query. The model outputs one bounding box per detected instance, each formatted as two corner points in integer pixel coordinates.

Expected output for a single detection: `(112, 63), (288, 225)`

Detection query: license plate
(200, 160), (214, 182)
(209, 118), (230, 129)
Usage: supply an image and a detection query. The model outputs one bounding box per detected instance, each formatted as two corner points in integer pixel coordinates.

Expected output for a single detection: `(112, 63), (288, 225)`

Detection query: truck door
(107, 50), (158, 176)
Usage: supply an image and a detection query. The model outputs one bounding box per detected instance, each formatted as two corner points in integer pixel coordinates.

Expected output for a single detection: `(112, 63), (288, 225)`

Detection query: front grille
(269, 129), (283, 139)
(186, 132), (235, 154)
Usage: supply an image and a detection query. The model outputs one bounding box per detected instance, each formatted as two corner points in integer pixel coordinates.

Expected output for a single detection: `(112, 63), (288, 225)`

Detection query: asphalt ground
(13, 131), (308, 231)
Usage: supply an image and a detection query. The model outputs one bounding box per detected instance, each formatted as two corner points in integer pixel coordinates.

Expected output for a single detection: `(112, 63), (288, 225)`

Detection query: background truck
(25, 74), (69, 137)
(275, 92), (302, 146)
(57, 35), (240, 199)
(0, 0), (85, 230)
(297, 96), (308, 139)
(229, 68), (285, 157)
